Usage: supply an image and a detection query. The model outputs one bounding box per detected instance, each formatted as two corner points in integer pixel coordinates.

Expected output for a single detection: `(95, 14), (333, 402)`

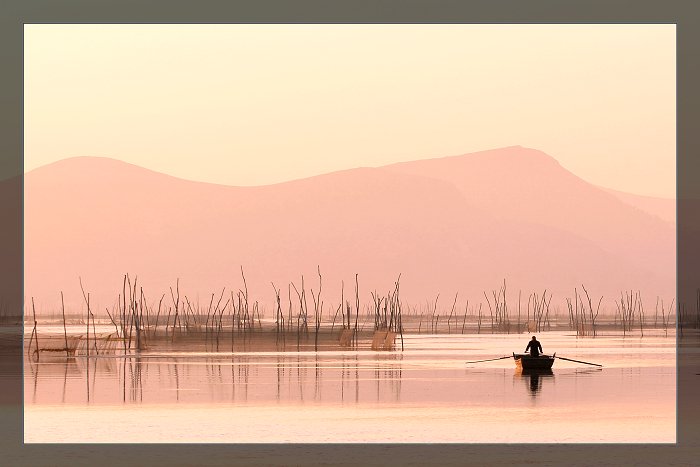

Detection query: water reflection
(515, 368), (554, 397)
(23, 333), (677, 443)
(24, 353), (405, 405)
(24, 351), (619, 408)
(24, 332), (674, 410)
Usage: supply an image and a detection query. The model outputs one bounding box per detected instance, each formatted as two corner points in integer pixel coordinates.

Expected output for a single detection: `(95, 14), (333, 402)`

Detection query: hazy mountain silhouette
(384, 146), (674, 277)
(24, 147), (675, 314)
(599, 186), (674, 223)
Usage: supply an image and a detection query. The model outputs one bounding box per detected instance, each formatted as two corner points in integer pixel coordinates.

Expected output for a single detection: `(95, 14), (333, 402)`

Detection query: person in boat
(525, 336), (543, 357)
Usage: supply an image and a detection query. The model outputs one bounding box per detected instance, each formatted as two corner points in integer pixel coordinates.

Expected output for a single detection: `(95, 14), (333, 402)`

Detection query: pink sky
(24, 24), (675, 197)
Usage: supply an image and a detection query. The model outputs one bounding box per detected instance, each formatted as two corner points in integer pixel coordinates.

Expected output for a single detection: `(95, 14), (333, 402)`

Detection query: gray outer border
(2, 1), (698, 465)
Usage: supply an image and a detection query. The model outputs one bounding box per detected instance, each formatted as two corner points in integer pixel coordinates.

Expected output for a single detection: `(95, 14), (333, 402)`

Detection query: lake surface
(24, 331), (675, 443)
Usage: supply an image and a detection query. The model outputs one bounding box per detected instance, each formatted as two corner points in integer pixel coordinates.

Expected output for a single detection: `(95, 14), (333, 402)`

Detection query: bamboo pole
(122, 275), (127, 353)
(31, 297), (39, 357)
(447, 292), (457, 334)
(461, 300), (469, 334)
(79, 277), (90, 358)
(61, 292), (69, 357)
(354, 274), (359, 347)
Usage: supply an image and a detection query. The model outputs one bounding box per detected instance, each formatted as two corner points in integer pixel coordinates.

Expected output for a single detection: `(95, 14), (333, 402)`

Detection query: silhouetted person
(525, 336), (542, 357)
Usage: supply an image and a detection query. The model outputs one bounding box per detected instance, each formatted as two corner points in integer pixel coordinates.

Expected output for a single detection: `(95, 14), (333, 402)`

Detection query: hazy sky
(24, 24), (675, 197)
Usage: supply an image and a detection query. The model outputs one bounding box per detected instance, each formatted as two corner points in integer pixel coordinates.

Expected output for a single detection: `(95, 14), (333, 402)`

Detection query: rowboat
(467, 353), (600, 369)
(513, 352), (555, 370)
(516, 367), (554, 377)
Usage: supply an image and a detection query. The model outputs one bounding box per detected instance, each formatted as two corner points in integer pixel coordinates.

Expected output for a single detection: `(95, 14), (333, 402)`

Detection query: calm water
(24, 331), (675, 443)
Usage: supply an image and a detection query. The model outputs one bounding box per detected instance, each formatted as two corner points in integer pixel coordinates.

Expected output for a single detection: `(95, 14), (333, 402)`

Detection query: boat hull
(513, 353), (555, 370)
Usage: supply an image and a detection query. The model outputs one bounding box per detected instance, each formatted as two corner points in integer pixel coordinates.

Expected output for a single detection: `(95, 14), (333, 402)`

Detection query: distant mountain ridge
(598, 186), (674, 223)
(24, 147), (675, 314)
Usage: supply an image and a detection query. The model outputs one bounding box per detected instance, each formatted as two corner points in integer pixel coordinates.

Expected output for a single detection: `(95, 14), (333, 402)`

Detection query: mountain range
(24, 146), (675, 315)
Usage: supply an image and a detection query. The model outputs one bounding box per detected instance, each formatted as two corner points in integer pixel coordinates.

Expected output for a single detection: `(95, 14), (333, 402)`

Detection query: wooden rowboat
(513, 352), (555, 370)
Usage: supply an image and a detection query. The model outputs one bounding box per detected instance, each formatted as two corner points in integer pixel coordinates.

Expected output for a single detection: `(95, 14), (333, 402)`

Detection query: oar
(555, 356), (602, 367)
(465, 356), (512, 364)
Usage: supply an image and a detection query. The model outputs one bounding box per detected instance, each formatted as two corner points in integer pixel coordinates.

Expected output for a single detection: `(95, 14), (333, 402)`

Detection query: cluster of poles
(25, 275), (685, 359)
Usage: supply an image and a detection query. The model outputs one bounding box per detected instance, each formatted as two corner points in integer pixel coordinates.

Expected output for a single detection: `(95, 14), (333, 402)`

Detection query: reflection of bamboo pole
(86, 339), (90, 402)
